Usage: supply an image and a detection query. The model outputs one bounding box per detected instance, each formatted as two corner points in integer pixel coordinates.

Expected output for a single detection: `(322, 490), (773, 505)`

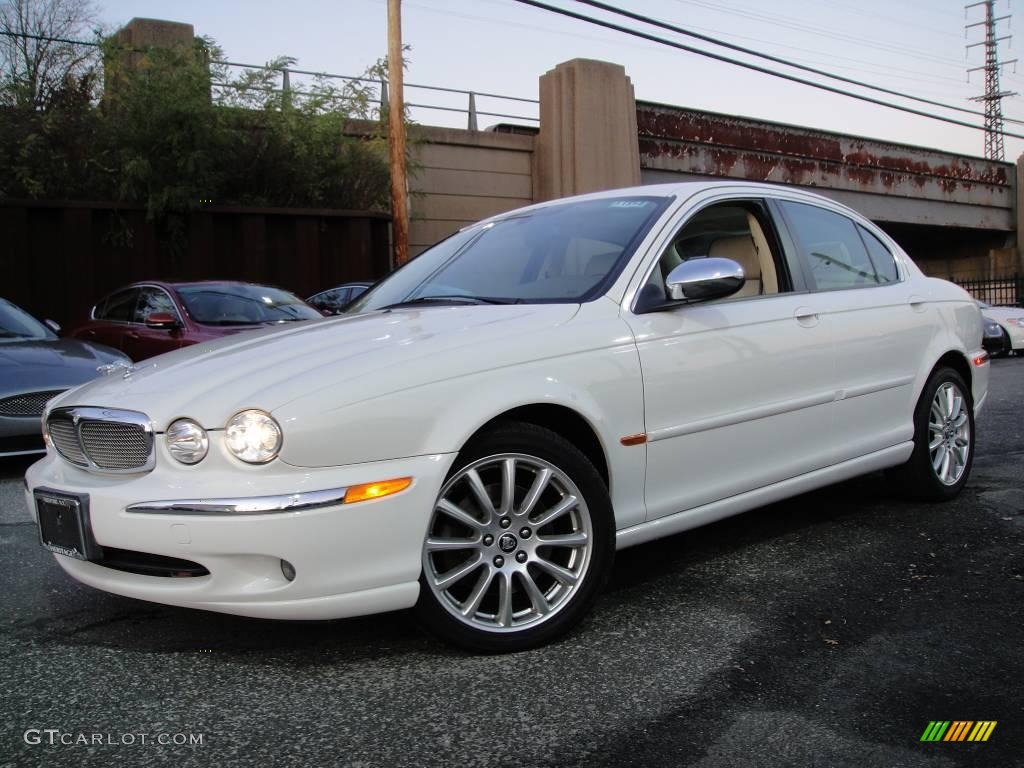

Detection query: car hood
(982, 307), (1023, 322)
(0, 338), (127, 394)
(51, 305), (581, 430)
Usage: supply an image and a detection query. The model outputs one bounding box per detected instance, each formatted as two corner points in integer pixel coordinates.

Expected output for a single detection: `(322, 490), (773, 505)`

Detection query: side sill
(615, 443), (913, 550)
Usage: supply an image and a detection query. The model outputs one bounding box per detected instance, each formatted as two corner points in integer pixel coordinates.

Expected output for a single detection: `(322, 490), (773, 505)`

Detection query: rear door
(625, 196), (837, 520)
(773, 200), (930, 462)
(77, 288), (140, 351)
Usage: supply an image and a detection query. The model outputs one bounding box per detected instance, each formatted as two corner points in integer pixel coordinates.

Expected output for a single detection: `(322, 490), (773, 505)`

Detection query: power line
(574, 0), (1015, 124)
(507, 0), (1024, 142)
(669, 0), (970, 70)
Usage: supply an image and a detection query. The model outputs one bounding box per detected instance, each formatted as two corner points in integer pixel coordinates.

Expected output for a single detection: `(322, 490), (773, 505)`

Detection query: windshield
(177, 284), (321, 326)
(348, 195), (670, 313)
(0, 299), (53, 341)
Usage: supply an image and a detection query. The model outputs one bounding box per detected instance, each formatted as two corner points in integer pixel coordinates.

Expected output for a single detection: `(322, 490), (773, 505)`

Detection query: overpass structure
(633, 101), (1018, 279)
(405, 59), (1022, 283)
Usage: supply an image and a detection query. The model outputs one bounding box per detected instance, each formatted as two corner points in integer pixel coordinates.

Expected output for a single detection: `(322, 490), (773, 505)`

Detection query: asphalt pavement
(1, 358), (1021, 768)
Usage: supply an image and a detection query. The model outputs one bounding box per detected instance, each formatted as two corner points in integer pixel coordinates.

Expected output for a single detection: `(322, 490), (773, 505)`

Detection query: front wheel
(415, 422), (614, 652)
(888, 366), (975, 501)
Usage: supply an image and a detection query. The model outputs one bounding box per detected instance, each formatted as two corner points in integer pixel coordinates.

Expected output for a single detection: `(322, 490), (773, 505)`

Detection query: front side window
(639, 201), (786, 305)
(134, 287), (179, 323)
(348, 196), (671, 313)
(780, 202), (886, 291)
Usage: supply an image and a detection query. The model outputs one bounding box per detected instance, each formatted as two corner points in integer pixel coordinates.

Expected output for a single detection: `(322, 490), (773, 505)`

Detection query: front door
(625, 199), (836, 520)
(121, 287), (185, 361)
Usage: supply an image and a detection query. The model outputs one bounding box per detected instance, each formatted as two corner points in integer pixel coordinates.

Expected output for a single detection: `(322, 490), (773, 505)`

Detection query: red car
(70, 281), (322, 361)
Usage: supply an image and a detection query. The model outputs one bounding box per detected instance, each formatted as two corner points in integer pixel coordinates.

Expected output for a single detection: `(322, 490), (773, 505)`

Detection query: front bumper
(1006, 322), (1024, 351)
(0, 415), (46, 458)
(25, 449), (455, 620)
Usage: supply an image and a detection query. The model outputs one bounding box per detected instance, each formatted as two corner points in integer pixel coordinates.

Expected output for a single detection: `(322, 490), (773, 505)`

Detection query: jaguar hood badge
(96, 360), (138, 378)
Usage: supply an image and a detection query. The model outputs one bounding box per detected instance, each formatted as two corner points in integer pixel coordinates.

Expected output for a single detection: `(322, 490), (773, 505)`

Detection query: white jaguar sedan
(25, 182), (988, 652)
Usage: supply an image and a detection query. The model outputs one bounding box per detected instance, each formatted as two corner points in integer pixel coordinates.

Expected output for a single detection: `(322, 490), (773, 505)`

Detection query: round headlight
(225, 410), (282, 464)
(166, 419), (209, 465)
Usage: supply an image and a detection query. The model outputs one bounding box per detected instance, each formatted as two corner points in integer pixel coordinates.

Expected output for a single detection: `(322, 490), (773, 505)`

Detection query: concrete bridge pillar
(533, 59), (641, 202)
(1016, 153), (1024, 271)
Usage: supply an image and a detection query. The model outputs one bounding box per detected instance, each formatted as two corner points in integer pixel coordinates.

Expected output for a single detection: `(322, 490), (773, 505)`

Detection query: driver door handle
(794, 307), (819, 328)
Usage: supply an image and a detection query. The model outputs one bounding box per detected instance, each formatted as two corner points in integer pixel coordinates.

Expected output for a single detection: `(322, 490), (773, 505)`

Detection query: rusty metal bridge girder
(636, 103), (1015, 231)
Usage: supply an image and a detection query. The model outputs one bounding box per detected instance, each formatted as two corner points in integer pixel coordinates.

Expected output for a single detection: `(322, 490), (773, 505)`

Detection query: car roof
(477, 180), (871, 227)
(118, 280), (286, 291)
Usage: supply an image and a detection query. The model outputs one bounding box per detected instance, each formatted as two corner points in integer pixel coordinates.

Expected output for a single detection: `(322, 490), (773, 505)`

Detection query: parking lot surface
(1, 359), (1021, 768)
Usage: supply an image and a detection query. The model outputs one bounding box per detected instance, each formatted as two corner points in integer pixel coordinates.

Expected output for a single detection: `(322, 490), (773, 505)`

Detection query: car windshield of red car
(176, 285), (322, 326)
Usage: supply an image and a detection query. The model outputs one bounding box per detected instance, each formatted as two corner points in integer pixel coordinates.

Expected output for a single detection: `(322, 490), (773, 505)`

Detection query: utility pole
(966, 0), (1017, 161)
(387, 0), (409, 266)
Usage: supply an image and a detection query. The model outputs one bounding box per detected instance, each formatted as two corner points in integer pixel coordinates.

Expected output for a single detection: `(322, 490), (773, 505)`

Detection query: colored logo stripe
(944, 721), (973, 741)
(968, 721), (997, 742)
(920, 721), (996, 742)
(921, 721), (950, 741)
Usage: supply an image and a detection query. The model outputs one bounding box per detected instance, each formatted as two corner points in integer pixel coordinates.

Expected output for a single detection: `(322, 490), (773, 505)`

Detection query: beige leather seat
(706, 214), (778, 298)
(656, 211), (779, 301)
(709, 234), (762, 298)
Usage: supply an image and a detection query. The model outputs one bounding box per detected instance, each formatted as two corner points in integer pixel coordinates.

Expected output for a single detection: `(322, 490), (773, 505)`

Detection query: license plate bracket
(35, 489), (101, 560)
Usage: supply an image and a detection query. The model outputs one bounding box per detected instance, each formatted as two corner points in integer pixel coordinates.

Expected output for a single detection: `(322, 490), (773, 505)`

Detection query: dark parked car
(982, 317), (1009, 356)
(70, 281), (323, 361)
(0, 298), (129, 458)
(307, 282), (373, 315)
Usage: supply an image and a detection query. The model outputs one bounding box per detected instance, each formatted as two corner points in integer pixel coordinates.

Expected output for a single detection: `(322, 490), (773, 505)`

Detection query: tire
(415, 421), (614, 653)
(997, 328), (1012, 358)
(888, 366), (975, 501)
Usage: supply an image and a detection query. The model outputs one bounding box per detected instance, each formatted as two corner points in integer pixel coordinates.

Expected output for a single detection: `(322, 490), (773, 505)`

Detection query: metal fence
(211, 60), (540, 130)
(951, 274), (1023, 307)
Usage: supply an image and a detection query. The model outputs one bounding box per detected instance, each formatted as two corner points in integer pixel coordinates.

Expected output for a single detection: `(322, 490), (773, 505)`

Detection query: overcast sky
(99, 0), (1024, 162)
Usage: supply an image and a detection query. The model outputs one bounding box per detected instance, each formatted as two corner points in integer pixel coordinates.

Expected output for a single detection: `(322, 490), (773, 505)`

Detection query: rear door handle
(794, 307), (819, 327)
(908, 294), (927, 312)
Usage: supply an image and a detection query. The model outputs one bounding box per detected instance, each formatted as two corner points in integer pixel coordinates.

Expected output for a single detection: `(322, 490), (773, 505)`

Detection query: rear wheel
(415, 422), (614, 652)
(888, 367), (974, 501)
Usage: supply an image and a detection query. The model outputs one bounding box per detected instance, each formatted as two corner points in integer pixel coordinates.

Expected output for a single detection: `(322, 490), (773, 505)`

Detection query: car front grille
(0, 390), (65, 418)
(46, 407), (154, 473)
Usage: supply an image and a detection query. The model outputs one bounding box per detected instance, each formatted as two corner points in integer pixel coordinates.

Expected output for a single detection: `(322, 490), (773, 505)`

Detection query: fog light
(166, 418), (209, 464)
(280, 559), (296, 581)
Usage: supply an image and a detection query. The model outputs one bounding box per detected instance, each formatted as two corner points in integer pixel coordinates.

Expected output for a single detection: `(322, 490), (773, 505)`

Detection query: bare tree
(0, 0), (100, 106)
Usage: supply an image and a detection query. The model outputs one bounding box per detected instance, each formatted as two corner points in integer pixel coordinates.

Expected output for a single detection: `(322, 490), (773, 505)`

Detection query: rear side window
(779, 201), (885, 291)
(857, 225), (900, 283)
(95, 288), (139, 322)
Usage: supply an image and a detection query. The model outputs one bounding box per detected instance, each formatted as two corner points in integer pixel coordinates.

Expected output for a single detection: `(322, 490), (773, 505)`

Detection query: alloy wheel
(422, 453), (593, 633)
(928, 381), (971, 486)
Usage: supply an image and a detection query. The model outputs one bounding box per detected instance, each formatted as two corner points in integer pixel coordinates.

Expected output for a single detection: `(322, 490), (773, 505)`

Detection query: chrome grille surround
(0, 390), (65, 418)
(46, 407), (155, 474)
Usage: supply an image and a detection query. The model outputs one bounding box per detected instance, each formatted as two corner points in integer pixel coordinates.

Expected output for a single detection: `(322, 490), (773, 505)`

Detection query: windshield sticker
(609, 201), (651, 208)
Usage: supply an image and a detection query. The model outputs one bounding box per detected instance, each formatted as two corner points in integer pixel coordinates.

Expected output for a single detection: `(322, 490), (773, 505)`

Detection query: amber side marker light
(974, 353), (990, 366)
(620, 433), (647, 447)
(344, 477), (413, 504)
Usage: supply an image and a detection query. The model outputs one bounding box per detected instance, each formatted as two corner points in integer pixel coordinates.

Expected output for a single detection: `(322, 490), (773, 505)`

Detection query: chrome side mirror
(665, 257), (745, 302)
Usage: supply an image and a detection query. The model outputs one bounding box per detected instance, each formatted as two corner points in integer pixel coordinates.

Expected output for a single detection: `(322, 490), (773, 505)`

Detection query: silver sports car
(1, 298), (129, 458)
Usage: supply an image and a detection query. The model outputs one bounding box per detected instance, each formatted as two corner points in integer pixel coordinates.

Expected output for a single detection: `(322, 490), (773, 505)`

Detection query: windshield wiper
(381, 295), (519, 310)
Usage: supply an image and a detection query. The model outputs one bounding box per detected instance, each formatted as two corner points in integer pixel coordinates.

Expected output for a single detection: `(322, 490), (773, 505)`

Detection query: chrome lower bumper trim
(126, 487), (349, 515)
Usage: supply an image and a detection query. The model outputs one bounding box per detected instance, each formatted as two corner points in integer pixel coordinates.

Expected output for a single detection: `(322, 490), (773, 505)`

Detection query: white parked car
(25, 182), (989, 652)
(978, 301), (1024, 355)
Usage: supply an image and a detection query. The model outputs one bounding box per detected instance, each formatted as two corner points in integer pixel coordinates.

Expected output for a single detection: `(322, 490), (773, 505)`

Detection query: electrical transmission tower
(966, 0), (1017, 160)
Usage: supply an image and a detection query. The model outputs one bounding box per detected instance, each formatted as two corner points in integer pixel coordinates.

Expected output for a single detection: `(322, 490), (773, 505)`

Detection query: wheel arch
(931, 350), (972, 392)
(461, 403), (611, 491)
